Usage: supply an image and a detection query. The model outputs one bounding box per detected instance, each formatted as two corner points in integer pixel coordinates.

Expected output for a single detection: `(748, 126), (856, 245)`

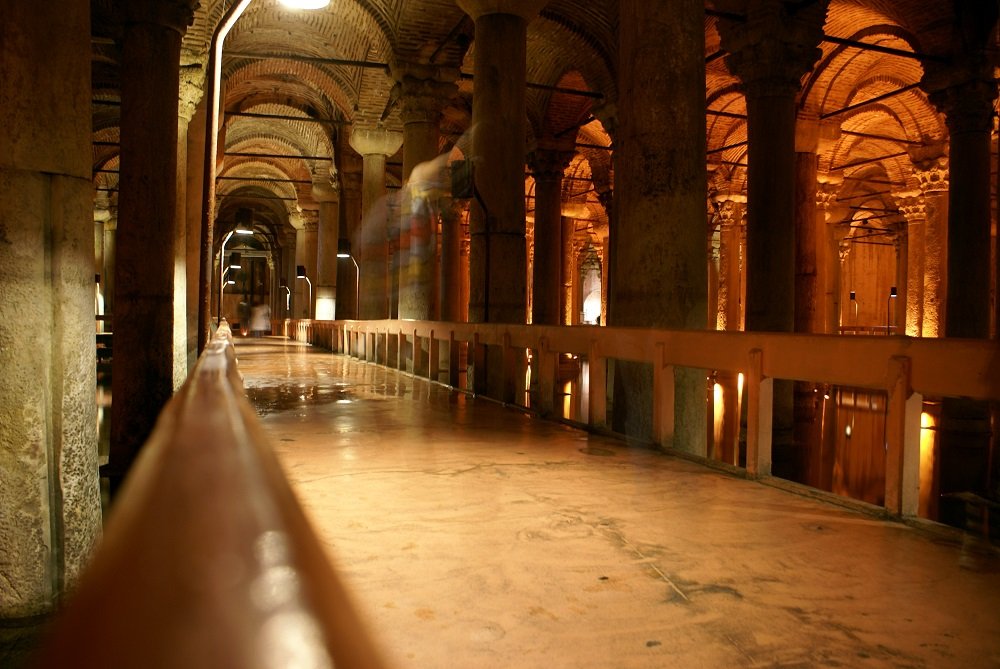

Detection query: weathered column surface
(457, 0), (546, 324)
(911, 156), (948, 338)
(295, 216), (319, 319)
(611, 0), (707, 452)
(528, 148), (573, 325)
(350, 127), (403, 319)
(109, 0), (196, 487)
(336, 167), (363, 319)
(313, 171), (341, 320)
(894, 191), (926, 337)
(719, 1), (827, 333)
(182, 75), (206, 372)
(394, 64), (458, 320)
(0, 0), (101, 617)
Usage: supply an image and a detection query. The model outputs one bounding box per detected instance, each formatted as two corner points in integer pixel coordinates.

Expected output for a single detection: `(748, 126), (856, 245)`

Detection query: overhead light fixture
(235, 207), (254, 235)
(278, 0), (330, 8)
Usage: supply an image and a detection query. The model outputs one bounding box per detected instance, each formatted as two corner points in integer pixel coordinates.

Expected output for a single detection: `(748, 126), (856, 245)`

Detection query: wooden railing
(290, 318), (1000, 519)
(32, 321), (388, 669)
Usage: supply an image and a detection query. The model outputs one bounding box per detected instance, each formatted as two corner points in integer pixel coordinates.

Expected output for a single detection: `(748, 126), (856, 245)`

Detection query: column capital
(311, 167), (340, 203)
(349, 125), (403, 157)
(712, 197), (745, 228)
(393, 75), (459, 125)
(178, 64), (205, 124)
(123, 0), (198, 34)
(456, 0), (548, 21)
(527, 146), (574, 181)
(718, 0), (828, 98)
(301, 212), (319, 232)
(910, 156), (949, 195)
(925, 76), (997, 136)
(892, 191), (926, 222)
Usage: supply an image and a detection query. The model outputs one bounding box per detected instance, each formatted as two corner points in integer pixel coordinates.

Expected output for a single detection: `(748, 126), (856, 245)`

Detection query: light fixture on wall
(337, 239), (360, 320)
(218, 209), (255, 323)
(229, 252), (242, 269)
(296, 265), (313, 319)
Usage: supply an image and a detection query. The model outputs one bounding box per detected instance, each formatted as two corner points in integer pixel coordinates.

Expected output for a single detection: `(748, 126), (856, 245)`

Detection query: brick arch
(224, 59), (356, 122)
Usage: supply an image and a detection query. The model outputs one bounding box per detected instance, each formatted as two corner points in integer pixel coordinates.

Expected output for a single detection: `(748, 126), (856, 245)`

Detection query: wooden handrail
(290, 318), (1000, 518)
(33, 321), (388, 669)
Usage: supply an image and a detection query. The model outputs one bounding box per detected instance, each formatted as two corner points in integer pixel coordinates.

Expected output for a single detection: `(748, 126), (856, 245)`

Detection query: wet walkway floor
(237, 336), (1000, 669)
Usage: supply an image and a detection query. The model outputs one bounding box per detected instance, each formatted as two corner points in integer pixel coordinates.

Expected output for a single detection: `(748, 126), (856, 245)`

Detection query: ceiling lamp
(278, 0), (330, 8)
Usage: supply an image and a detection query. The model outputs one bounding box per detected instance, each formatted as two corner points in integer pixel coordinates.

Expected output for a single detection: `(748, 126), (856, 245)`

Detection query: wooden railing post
(588, 339), (607, 429)
(746, 348), (772, 478)
(885, 356), (922, 516)
(428, 329), (439, 382)
(448, 331), (461, 388)
(537, 337), (557, 417)
(652, 343), (675, 448)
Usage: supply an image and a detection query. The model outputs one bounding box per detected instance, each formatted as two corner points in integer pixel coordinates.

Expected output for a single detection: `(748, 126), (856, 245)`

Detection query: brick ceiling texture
(90, 1), (996, 244)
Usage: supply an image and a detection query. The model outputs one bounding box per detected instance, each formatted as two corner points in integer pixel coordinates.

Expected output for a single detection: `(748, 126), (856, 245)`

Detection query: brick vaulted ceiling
(91, 1), (996, 245)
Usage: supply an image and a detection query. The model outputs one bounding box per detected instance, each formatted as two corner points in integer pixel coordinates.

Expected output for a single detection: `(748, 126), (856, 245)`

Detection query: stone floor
(235, 336), (1000, 669)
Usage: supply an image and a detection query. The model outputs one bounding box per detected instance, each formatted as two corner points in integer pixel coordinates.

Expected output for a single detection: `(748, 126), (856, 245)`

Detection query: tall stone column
(611, 0), (707, 452)
(1, 0), (100, 617)
(103, 212), (118, 318)
(816, 176), (847, 333)
(110, 0), (197, 488)
(295, 216), (319, 319)
(713, 196), (745, 332)
(394, 64), (458, 320)
(439, 196), (464, 322)
(719, 1), (827, 478)
(174, 72), (202, 387)
(313, 170), (341, 320)
(94, 195), (111, 327)
(719, 1), (827, 333)
(281, 229), (298, 320)
(457, 0), (546, 325)
(337, 167), (363, 319)
(911, 156), (948, 338)
(528, 148), (573, 325)
(182, 72), (206, 372)
(349, 127), (403, 319)
(894, 191), (926, 337)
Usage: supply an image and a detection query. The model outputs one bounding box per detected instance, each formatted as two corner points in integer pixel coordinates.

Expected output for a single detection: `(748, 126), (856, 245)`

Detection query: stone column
(0, 0), (100, 617)
(103, 211), (118, 318)
(911, 156), (949, 338)
(527, 148), (573, 325)
(719, 0), (827, 479)
(349, 127), (403, 319)
(281, 229), (298, 320)
(174, 71), (202, 387)
(457, 0), (547, 325)
(609, 0), (707, 451)
(110, 0), (197, 489)
(713, 196), (745, 332)
(794, 119), (823, 334)
(439, 195), (463, 322)
(182, 71), (206, 373)
(930, 91), (996, 338)
(816, 176), (847, 333)
(394, 64), (458, 320)
(337, 167), (363, 319)
(313, 170), (341, 320)
(894, 191), (926, 337)
(719, 1), (828, 333)
(295, 216), (319, 319)
(94, 195), (111, 328)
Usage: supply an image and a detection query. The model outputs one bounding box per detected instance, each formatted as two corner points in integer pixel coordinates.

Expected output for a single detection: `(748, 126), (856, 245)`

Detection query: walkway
(237, 336), (1000, 669)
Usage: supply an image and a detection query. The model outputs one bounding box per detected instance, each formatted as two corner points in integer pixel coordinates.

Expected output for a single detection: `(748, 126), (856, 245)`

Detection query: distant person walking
(250, 301), (271, 337)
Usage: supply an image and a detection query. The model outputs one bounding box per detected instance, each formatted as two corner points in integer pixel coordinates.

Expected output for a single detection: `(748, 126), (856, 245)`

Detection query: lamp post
(296, 265), (313, 319)
(198, 0), (329, 351)
(337, 238), (360, 319)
